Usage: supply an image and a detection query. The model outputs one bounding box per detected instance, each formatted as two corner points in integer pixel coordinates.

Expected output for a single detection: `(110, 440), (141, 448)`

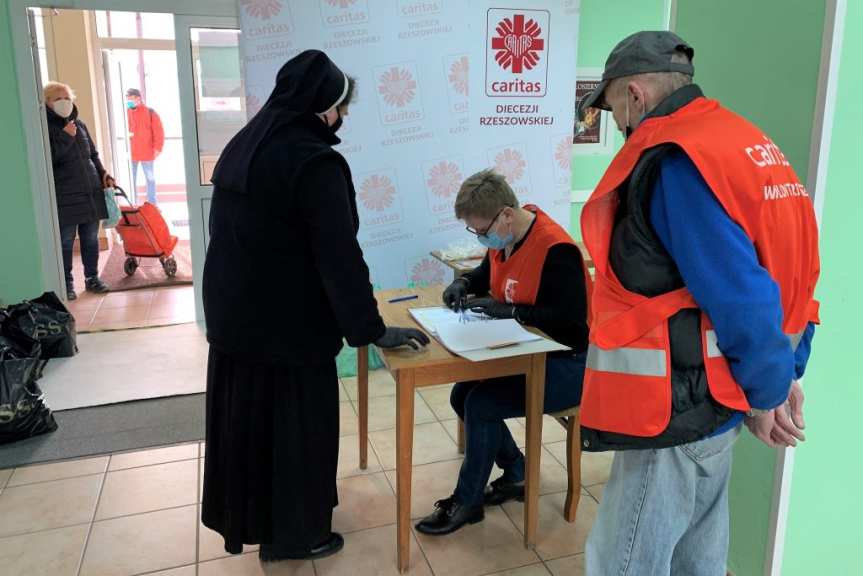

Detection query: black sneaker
(259, 532), (344, 562)
(66, 289), (78, 301)
(415, 496), (484, 536)
(85, 277), (109, 293)
(484, 477), (525, 506)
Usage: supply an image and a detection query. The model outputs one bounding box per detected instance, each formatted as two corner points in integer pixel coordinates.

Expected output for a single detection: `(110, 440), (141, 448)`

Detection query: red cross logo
(491, 14), (545, 74)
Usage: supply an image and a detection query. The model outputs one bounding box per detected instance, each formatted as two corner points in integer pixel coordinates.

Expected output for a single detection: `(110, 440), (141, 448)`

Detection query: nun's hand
(375, 327), (430, 350)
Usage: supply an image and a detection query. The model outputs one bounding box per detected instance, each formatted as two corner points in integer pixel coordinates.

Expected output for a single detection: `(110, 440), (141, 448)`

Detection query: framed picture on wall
(573, 68), (616, 155)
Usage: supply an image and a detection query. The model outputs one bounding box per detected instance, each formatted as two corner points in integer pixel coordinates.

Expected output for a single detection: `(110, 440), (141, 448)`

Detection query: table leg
(358, 346), (369, 470)
(524, 353), (546, 549)
(396, 369), (416, 573)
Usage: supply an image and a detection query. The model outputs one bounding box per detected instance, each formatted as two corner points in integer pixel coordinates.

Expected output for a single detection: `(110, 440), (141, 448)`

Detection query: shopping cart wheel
(123, 257), (138, 276)
(162, 256), (178, 278)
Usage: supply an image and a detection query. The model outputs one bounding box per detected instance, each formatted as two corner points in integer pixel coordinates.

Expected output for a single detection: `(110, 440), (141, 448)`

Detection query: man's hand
(466, 297), (515, 319)
(63, 122), (77, 137)
(746, 381), (806, 448)
(374, 327), (430, 351)
(442, 278), (469, 311)
(102, 174), (115, 189)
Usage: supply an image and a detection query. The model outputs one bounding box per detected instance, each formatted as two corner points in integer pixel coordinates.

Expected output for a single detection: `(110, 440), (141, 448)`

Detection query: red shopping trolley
(113, 186), (179, 277)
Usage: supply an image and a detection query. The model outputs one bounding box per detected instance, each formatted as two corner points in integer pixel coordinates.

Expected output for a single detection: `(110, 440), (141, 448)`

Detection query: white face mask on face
(52, 98), (73, 119)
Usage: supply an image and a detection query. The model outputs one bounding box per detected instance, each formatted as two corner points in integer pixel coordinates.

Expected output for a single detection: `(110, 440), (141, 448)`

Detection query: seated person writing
(415, 169), (592, 536)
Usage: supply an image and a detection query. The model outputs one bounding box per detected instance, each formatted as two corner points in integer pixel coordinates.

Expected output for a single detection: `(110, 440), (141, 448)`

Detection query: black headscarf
(211, 49), (349, 195)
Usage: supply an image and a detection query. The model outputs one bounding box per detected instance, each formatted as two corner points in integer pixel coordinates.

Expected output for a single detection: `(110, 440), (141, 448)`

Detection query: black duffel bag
(2, 292), (77, 359)
(0, 331), (58, 445)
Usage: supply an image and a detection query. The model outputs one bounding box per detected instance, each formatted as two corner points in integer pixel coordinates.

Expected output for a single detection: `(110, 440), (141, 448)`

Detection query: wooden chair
(456, 405), (582, 522)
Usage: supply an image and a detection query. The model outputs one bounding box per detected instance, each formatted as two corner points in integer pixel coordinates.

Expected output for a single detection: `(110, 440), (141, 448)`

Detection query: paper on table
(409, 306), (489, 335)
(436, 319), (542, 353)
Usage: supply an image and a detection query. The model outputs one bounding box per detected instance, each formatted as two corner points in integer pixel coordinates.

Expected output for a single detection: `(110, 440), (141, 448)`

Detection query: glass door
(174, 15), (245, 322)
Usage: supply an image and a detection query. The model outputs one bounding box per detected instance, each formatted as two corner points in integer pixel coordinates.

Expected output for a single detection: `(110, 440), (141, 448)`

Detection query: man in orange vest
(414, 170), (592, 536)
(126, 88), (165, 205)
(575, 32), (820, 574)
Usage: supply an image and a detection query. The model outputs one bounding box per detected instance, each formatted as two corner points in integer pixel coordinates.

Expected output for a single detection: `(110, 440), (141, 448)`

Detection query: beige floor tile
(108, 443), (199, 471)
(415, 506), (539, 576)
(340, 401), (359, 437)
(315, 524), (431, 576)
(92, 305), (150, 324)
(514, 417), (569, 445)
(384, 459), (463, 520)
(342, 369), (397, 400)
(586, 483), (605, 504)
(8, 457), (108, 487)
(338, 435), (383, 479)
(338, 381), (348, 402)
(0, 468), (12, 489)
(369, 422), (459, 471)
(0, 524), (89, 576)
(67, 294), (103, 312)
(440, 418), (524, 450)
(502, 492), (599, 561)
(361, 393), (436, 432)
(199, 458), (205, 502)
(546, 553), (585, 575)
(96, 460), (198, 520)
(199, 522), (259, 562)
(490, 447), (573, 497)
(546, 445), (614, 487)
(417, 385), (457, 420)
(199, 550), (314, 575)
(80, 505), (197, 576)
(146, 566), (197, 576)
(490, 564), (552, 575)
(333, 472), (396, 533)
(0, 475), (102, 537)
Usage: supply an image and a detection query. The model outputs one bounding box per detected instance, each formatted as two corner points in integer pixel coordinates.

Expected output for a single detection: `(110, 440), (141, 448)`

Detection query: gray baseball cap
(577, 31), (694, 120)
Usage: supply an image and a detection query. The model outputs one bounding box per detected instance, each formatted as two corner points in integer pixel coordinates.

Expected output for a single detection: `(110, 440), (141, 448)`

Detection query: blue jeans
(450, 352), (586, 507)
(586, 425), (742, 576)
(60, 220), (100, 289)
(132, 160), (156, 204)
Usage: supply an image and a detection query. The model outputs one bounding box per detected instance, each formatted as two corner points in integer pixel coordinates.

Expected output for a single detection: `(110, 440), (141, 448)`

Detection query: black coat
(203, 115), (386, 365)
(46, 106), (108, 228)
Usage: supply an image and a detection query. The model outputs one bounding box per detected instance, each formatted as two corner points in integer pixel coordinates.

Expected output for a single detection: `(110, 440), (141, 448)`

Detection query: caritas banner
(238, 0), (580, 290)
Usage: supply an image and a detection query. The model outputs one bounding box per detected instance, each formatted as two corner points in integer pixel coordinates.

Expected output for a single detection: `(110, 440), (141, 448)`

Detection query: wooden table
(357, 285), (548, 573)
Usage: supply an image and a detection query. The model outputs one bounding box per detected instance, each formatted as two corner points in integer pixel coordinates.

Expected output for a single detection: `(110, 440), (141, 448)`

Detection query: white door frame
(7, 0), (236, 304)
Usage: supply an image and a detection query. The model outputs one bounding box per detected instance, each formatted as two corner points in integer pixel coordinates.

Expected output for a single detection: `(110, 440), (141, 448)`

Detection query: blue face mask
(478, 230), (514, 250)
(126, 100), (137, 109)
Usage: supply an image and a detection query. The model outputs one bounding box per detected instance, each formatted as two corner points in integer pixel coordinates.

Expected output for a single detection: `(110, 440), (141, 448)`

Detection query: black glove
(442, 278), (469, 311)
(466, 297), (516, 319)
(375, 326), (431, 350)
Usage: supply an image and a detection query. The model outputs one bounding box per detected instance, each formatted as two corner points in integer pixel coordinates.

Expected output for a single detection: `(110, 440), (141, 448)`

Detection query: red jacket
(127, 106), (165, 162)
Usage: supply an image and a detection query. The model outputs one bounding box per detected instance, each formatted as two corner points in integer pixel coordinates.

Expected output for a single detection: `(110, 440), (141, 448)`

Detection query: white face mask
(52, 98), (73, 119)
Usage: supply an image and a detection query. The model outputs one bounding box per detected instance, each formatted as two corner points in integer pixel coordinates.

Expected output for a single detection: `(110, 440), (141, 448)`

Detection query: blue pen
(388, 294), (419, 303)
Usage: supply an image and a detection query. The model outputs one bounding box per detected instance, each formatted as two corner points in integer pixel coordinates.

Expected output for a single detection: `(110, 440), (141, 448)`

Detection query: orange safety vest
(489, 205), (592, 308)
(580, 97), (820, 438)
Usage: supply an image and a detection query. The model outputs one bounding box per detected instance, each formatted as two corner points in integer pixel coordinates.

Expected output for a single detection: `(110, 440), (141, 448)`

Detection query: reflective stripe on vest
(705, 329), (806, 359)
(587, 344), (667, 378)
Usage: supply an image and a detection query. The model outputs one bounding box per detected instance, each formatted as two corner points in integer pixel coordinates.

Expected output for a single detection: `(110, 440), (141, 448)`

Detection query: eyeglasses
(465, 207), (507, 238)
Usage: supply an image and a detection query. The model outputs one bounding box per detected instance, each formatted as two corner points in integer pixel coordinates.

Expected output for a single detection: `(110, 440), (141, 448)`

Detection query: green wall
(570, 0), (668, 240)
(782, 2), (863, 573)
(0, 4), (44, 306)
(674, 1), (827, 574)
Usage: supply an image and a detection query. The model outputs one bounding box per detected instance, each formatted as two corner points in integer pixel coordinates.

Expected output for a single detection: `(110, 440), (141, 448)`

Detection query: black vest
(580, 86), (736, 452)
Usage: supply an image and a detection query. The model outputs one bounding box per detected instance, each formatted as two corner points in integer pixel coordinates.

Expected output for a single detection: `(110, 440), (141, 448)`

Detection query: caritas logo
(240, 0), (283, 20)
(485, 9), (550, 97)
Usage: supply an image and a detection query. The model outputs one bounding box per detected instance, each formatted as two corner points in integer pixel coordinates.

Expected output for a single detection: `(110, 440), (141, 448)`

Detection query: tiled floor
(0, 372), (610, 576)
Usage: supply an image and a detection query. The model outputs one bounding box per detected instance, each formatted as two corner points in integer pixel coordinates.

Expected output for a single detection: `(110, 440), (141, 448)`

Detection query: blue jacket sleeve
(649, 151), (795, 410)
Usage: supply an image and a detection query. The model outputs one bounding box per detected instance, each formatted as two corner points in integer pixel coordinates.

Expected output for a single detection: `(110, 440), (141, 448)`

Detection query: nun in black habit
(201, 50), (429, 562)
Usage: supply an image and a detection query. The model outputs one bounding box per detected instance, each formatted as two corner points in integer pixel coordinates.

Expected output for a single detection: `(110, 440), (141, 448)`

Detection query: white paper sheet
(409, 306), (489, 335)
(436, 319), (542, 353)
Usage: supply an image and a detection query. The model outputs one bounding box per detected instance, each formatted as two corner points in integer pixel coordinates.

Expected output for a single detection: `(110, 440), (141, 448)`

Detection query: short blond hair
(43, 81), (75, 102)
(454, 169), (518, 220)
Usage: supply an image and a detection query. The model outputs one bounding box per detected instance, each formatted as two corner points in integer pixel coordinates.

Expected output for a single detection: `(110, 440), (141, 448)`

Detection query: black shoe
(415, 496), (484, 536)
(66, 289), (78, 301)
(484, 477), (525, 506)
(85, 276), (109, 293)
(259, 532), (344, 562)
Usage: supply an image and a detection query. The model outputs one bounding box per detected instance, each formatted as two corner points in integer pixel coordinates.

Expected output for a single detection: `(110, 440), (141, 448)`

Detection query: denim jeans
(450, 352), (586, 507)
(60, 220), (100, 289)
(132, 160), (156, 204)
(585, 425), (742, 576)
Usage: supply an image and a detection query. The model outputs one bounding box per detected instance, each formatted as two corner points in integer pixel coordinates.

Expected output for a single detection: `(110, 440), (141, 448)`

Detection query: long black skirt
(202, 347), (340, 555)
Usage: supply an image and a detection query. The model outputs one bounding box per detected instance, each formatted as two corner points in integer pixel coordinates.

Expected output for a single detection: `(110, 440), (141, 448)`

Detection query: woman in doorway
(44, 81), (112, 300)
(202, 50), (429, 562)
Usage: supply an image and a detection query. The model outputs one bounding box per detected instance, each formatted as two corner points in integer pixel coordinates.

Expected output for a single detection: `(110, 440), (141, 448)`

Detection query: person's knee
(450, 383), (471, 419)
